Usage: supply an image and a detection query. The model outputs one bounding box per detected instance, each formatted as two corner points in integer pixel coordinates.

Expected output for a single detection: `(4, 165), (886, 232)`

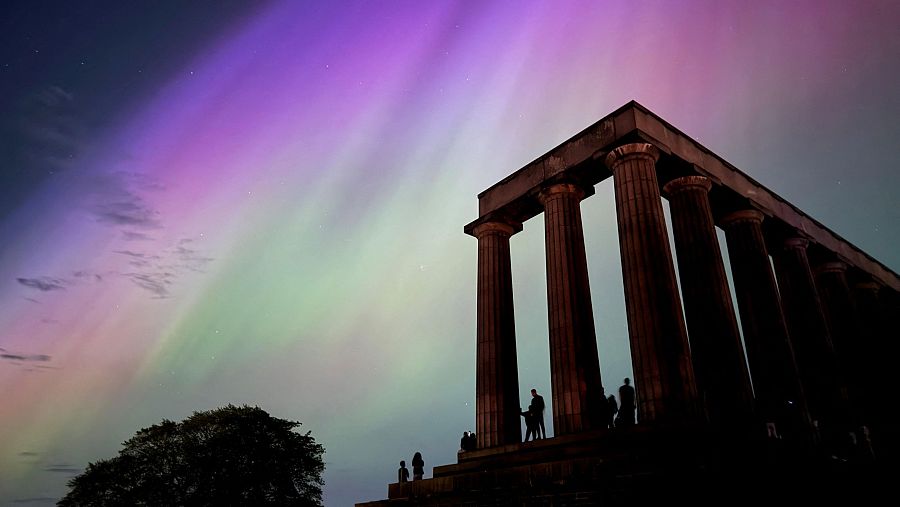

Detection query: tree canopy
(59, 405), (324, 506)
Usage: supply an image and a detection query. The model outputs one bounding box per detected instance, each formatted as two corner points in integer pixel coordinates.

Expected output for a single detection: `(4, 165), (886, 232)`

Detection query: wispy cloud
(121, 230), (153, 241)
(1, 353), (52, 362)
(89, 171), (164, 230)
(93, 195), (161, 228)
(43, 463), (80, 475)
(16, 277), (66, 292)
(113, 250), (160, 260)
(114, 250), (164, 269)
(1, 347), (54, 373)
(16, 270), (105, 293)
(112, 237), (213, 297)
(72, 270), (103, 282)
(123, 271), (175, 298)
(173, 242), (214, 272)
(2, 352), (58, 373)
(15, 236), (212, 301)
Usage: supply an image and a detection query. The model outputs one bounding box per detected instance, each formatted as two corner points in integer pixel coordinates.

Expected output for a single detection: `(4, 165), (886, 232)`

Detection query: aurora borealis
(2, 1), (899, 504)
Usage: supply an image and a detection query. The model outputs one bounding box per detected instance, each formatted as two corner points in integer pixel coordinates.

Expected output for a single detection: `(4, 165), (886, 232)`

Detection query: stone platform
(357, 426), (881, 506)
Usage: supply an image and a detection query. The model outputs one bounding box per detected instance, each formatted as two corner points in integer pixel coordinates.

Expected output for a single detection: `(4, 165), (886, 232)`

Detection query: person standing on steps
(521, 406), (539, 442)
(530, 388), (546, 439)
(411, 451), (425, 481)
(398, 460), (410, 483)
(618, 378), (636, 426)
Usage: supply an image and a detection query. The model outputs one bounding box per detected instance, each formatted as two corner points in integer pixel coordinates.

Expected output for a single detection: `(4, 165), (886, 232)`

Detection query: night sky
(2, 1), (899, 505)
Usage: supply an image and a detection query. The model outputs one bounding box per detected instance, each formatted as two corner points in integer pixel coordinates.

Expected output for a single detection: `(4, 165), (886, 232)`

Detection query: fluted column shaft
(815, 263), (866, 423)
(663, 176), (754, 429)
(852, 282), (891, 456)
(605, 144), (699, 426)
(539, 183), (604, 435)
(851, 282), (885, 424)
(721, 211), (810, 438)
(474, 222), (521, 448)
(773, 238), (850, 429)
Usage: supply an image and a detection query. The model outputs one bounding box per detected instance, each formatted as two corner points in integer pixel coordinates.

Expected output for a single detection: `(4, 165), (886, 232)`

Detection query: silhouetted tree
(58, 405), (324, 506)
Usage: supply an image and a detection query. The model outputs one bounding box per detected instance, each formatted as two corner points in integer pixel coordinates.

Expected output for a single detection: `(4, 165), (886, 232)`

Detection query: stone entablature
(464, 101), (898, 292)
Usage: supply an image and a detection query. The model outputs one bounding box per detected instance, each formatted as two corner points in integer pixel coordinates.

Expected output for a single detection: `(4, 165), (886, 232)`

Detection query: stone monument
(358, 101), (898, 506)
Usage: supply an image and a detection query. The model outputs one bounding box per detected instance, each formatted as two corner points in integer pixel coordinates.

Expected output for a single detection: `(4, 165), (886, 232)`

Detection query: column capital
(853, 281), (882, 292)
(783, 237), (810, 251)
(473, 221), (515, 238)
(721, 209), (765, 226)
(815, 261), (848, 274)
(662, 175), (712, 197)
(604, 143), (660, 169)
(537, 182), (586, 204)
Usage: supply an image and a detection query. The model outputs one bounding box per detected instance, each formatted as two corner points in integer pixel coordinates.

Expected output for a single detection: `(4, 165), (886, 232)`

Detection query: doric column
(852, 282), (890, 456)
(538, 183), (604, 435)
(720, 210), (810, 439)
(815, 262), (866, 423)
(605, 144), (699, 426)
(663, 176), (754, 430)
(882, 289), (900, 335)
(773, 238), (850, 431)
(473, 221), (521, 448)
(851, 282), (884, 420)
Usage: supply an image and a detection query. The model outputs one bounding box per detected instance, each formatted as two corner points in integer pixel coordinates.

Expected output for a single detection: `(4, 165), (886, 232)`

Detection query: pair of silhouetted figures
(520, 388), (546, 442)
(460, 431), (477, 451)
(397, 452), (424, 483)
(602, 377), (636, 428)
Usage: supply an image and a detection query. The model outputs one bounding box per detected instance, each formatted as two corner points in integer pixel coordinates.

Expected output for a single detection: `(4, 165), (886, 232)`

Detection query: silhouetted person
(460, 431), (476, 452)
(598, 387), (609, 428)
(398, 460), (410, 483)
(521, 407), (538, 442)
(467, 432), (476, 450)
(411, 452), (424, 480)
(530, 388), (546, 439)
(618, 378), (636, 426)
(607, 394), (618, 428)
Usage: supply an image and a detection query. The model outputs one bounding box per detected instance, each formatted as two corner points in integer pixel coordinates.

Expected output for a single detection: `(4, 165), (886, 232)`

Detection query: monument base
(357, 426), (881, 506)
